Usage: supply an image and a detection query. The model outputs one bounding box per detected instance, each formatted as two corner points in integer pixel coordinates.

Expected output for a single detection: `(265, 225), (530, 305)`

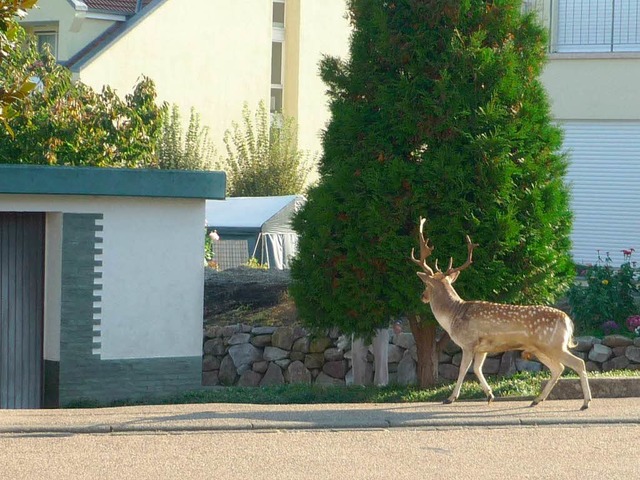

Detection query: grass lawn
(73, 369), (637, 409)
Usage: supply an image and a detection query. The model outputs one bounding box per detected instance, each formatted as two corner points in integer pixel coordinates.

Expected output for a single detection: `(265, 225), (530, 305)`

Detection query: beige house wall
(76, 0), (272, 155)
(22, 0), (117, 63)
(22, 0), (352, 182)
(285, 0), (351, 182)
(528, 0), (640, 120)
(542, 56), (640, 121)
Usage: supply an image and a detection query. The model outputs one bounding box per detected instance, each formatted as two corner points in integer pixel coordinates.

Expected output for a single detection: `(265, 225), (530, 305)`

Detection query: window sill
(549, 51), (640, 60)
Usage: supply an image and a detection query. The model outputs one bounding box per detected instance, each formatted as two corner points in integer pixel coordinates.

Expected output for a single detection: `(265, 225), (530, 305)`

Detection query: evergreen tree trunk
(408, 314), (438, 387)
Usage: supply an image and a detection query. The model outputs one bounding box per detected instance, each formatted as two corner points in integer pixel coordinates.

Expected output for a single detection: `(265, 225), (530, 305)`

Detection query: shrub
(218, 101), (313, 196)
(157, 104), (216, 171)
(245, 257), (269, 270)
(567, 250), (639, 335)
(0, 28), (162, 167)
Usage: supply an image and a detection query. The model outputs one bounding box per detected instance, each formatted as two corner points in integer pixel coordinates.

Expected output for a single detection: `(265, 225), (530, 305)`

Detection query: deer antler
(410, 216), (435, 275)
(444, 235), (479, 276)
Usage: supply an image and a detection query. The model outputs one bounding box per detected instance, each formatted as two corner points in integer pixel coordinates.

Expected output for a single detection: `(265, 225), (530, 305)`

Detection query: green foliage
(219, 100), (313, 196)
(291, 0), (574, 338)
(567, 251), (639, 336)
(0, 28), (163, 166)
(245, 257), (269, 270)
(157, 104), (216, 170)
(64, 369), (639, 407)
(0, 0), (38, 133)
(204, 229), (214, 261)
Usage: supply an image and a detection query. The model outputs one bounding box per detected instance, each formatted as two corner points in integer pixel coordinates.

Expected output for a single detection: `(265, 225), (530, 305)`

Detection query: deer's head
(411, 217), (478, 304)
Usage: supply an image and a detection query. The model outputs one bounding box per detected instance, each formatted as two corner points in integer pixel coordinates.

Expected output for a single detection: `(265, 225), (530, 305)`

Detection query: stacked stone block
(202, 325), (640, 387)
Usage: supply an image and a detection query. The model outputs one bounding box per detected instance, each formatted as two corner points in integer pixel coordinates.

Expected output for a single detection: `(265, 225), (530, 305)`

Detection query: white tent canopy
(205, 195), (306, 270)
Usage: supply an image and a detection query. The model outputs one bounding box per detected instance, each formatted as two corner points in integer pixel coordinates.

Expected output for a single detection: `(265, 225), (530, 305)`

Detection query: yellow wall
(287, 0), (351, 182)
(22, 0), (117, 63)
(542, 56), (640, 121)
(526, 0), (640, 120)
(76, 0), (272, 155)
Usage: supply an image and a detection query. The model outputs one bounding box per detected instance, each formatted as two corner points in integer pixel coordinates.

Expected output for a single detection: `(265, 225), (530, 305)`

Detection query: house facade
(20, 0), (351, 182)
(527, 0), (640, 266)
(20, 1), (640, 266)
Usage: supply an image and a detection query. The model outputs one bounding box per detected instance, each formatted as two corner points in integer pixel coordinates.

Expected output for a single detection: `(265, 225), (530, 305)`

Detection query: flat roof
(0, 165), (226, 199)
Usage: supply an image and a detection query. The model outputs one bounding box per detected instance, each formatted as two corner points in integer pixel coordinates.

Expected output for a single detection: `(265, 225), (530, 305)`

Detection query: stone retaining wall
(202, 325), (640, 387)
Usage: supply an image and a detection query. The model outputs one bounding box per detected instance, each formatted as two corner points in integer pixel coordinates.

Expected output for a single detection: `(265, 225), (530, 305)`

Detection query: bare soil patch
(203, 266), (299, 327)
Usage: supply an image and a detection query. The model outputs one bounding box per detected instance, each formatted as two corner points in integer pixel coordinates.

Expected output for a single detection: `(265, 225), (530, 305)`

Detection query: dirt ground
(210, 295), (299, 327)
(203, 266), (299, 327)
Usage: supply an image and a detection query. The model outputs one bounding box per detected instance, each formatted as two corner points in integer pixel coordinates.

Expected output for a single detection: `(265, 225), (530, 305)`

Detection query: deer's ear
(416, 272), (430, 283)
(447, 271), (461, 284)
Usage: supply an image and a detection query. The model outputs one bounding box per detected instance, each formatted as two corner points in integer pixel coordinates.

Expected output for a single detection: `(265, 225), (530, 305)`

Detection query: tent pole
(251, 233), (261, 261)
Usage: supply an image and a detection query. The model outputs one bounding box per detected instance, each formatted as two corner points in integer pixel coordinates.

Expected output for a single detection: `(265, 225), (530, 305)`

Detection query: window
(271, 41), (284, 113)
(271, 1), (285, 113)
(555, 0), (640, 53)
(35, 30), (58, 58)
(273, 0), (285, 27)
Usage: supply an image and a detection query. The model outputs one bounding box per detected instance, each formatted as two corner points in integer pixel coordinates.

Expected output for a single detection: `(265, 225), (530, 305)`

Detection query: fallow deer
(411, 217), (592, 410)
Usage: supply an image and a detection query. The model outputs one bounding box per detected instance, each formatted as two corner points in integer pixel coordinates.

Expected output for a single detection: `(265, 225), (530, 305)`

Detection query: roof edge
(66, 0), (88, 12)
(70, 0), (169, 73)
(0, 165), (226, 200)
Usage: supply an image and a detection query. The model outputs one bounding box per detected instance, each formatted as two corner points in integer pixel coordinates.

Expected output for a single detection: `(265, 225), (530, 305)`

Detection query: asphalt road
(1, 398), (638, 479)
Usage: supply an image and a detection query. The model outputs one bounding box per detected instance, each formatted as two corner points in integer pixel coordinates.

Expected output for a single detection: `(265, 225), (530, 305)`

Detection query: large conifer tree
(291, 0), (573, 386)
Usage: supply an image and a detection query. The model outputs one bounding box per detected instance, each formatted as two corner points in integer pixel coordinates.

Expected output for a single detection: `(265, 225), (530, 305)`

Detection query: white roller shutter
(562, 120), (640, 266)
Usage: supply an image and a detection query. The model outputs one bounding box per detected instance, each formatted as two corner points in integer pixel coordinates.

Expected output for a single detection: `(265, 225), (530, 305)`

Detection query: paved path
(1, 397), (638, 434)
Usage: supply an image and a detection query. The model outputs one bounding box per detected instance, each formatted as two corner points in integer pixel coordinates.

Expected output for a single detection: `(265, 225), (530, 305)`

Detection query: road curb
(3, 416), (640, 435)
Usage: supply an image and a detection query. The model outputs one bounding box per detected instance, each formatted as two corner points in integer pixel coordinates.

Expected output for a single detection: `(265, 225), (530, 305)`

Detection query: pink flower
(626, 315), (640, 332)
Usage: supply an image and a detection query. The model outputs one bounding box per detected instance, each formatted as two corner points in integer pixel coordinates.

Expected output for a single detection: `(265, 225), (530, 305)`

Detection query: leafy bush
(0, 0), (38, 132)
(218, 101), (313, 196)
(567, 250), (639, 335)
(0, 28), (162, 167)
(245, 257), (269, 270)
(157, 104), (216, 170)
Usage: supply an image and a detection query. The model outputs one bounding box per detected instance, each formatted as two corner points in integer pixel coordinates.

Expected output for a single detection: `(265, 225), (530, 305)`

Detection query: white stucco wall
(76, 0), (272, 155)
(0, 195), (205, 361)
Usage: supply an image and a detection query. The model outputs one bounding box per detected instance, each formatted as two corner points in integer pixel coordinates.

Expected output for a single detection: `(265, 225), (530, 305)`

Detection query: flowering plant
(601, 320), (620, 335)
(627, 315), (640, 335)
(567, 249), (639, 336)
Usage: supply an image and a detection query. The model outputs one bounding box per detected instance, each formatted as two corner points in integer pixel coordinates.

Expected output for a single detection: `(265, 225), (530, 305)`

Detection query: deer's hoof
(529, 400), (540, 408)
(487, 394), (495, 404)
(580, 403), (590, 411)
(443, 398), (455, 405)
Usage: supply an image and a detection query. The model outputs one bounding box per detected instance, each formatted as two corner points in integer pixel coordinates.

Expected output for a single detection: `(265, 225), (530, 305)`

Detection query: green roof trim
(0, 165), (226, 199)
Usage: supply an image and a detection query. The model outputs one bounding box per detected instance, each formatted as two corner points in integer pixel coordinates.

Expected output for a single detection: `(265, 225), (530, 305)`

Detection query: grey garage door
(0, 213), (45, 409)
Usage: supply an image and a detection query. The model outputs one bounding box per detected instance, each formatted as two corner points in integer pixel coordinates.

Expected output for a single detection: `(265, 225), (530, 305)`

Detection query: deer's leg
(530, 351), (564, 407)
(472, 352), (494, 403)
(445, 349), (473, 404)
(559, 350), (592, 410)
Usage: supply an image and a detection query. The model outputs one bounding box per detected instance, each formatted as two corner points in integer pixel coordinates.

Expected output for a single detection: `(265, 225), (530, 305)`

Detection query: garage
(0, 165), (225, 408)
(0, 213), (45, 408)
